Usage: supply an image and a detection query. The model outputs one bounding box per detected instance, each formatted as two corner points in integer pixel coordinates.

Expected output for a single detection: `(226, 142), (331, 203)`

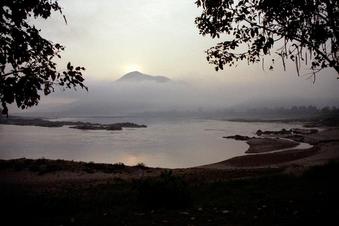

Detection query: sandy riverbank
(201, 127), (339, 170)
(1, 126), (338, 226)
(1, 128), (338, 186)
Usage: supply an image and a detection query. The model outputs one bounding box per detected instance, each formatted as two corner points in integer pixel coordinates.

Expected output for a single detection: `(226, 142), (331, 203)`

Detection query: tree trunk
(335, 66), (339, 78)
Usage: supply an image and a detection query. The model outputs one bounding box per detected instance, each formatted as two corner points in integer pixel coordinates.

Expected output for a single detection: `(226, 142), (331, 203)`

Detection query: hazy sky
(28, 0), (338, 111)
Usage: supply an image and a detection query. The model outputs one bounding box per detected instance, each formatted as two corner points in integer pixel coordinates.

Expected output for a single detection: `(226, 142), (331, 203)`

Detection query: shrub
(135, 162), (147, 169)
(135, 170), (191, 209)
(83, 162), (126, 173)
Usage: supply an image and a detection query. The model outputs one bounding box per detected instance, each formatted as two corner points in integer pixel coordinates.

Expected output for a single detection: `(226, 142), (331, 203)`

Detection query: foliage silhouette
(195, 0), (339, 78)
(0, 0), (87, 116)
(135, 170), (192, 209)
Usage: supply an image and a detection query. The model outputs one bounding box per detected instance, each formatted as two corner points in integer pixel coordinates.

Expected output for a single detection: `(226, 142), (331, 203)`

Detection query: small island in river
(0, 116), (147, 131)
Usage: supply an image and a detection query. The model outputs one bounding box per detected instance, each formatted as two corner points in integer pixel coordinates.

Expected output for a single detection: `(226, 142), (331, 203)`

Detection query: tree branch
(1, 70), (24, 77)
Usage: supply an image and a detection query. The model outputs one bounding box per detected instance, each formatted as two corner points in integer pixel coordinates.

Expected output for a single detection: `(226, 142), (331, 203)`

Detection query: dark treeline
(1, 105), (338, 120)
(242, 106), (339, 116)
(205, 105), (339, 120)
(130, 105), (339, 121)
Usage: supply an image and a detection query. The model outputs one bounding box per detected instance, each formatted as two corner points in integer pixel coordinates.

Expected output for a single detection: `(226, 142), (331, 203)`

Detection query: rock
(70, 124), (122, 131)
(256, 129), (292, 136)
(106, 124), (124, 130)
(224, 135), (251, 141)
(0, 117), (147, 131)
(292, 128), (318, 135)
(256, 129), (263, 136)
(70, 122), (146, 131)
(113, 122), (147, 128)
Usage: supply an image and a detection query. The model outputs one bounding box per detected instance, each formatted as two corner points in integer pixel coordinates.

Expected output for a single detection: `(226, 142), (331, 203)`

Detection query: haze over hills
(116, 71), (171, 83)
(45, 71), (188, 116)
(10, 70), (339, 118)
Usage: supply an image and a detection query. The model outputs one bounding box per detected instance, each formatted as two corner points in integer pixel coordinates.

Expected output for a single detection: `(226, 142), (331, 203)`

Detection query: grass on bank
(0, 160), (338, 225)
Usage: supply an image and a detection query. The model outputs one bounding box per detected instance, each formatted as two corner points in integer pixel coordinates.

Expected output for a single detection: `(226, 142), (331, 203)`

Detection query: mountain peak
(117, 71), (170, 83)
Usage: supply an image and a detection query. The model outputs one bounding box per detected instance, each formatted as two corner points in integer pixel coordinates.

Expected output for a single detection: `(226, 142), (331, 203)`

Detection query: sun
(123, 64), (143, 73)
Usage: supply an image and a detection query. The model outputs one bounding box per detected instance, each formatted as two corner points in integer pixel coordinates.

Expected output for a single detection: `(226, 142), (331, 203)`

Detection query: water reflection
(0, 119), (304, 168)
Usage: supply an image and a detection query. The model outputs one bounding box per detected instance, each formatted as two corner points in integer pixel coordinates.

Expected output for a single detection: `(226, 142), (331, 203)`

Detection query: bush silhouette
(135, 170), (191, 209)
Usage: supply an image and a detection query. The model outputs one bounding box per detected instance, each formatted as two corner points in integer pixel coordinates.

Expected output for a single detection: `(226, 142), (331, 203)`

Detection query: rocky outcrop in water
(70, 122), (147, 131)
(223, 135), (251, 141)
(256, 128), (318, 136)
(0, 117), (147, 131)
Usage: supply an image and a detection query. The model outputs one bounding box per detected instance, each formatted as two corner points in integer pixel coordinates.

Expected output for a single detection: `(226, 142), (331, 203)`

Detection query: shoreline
(1, 123), (339, 225)
(1, 127), (338, 183)
(1, 115), (339, 183)
(201, 127), (339, 169)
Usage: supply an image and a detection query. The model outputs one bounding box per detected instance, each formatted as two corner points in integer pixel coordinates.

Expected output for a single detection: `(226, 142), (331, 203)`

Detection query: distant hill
(116, 71), (171, 83)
